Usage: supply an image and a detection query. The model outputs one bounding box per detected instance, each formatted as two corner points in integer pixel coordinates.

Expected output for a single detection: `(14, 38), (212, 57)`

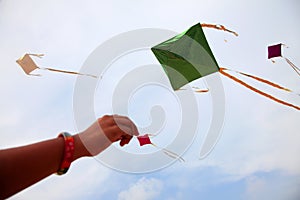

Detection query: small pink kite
(268, 43), (300, 77)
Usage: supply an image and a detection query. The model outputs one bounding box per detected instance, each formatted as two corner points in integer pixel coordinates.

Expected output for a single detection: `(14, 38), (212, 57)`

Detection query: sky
(1, 0), (300, 199)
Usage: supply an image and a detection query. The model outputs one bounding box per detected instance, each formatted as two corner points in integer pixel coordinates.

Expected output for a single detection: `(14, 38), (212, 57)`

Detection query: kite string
(219, 68), (300, 111)
(201, 23), (239, 37)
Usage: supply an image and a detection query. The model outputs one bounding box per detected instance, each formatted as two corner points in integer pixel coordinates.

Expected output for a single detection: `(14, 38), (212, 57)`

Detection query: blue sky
(1, 0), (300, 199)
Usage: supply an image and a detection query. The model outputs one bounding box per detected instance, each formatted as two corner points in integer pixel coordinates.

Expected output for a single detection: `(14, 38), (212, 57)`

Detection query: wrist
(73, 134), (91, 160)
(56, 133), (90, 176)
(56, 132), (74, 175)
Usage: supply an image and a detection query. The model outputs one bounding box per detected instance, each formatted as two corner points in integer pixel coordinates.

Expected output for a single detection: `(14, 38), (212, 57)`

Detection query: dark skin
(0, 115), (139, 199)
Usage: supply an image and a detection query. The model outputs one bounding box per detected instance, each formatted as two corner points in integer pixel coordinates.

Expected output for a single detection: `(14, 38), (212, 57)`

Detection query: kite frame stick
(219, 68), (300, 111)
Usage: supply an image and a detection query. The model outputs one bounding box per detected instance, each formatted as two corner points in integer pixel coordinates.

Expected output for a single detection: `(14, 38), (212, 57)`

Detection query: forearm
(0, 115), (138, 199)
(0, 134), (87, 199)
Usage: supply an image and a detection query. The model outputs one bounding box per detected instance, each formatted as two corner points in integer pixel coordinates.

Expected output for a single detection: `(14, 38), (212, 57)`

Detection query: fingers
(98, 115), (139, 146)
(99, 115), (139, 136)
(105, 124), (133, 142)
(112, 115), (139, 136)
(119, 134), (133, 147)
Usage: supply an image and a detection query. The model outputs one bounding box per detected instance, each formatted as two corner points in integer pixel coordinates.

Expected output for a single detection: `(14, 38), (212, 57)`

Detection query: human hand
(97, 115), (139, 146)
(74, 115), (139, 158)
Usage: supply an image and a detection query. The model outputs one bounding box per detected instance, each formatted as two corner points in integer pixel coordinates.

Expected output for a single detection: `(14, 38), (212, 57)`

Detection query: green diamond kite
(151, 23), (300, 111)
(151, 23), (219, 90)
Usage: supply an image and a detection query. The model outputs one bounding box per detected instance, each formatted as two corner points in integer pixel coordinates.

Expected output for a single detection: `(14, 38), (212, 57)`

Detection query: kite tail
(201, 23), (239, 37)
(29, 73), (42, 77)
(27, 53), (44, 58)
(195, 89), (209, 93)
(151, 143), (185, 162)
(192, 86), (209, 93)
(175, 87), (209, 93)
(41, 67), (97, 78)
(219, 68), (300, 111)
(222, 68), (294, 93)
(284, 58), (300, 77)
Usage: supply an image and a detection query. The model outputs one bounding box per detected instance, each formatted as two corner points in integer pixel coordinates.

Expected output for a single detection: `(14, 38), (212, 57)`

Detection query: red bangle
(56, 132), (74, 175)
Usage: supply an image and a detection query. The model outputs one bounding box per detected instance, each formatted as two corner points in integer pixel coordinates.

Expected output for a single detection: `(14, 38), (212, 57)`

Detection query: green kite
(151, 23), (300, 110)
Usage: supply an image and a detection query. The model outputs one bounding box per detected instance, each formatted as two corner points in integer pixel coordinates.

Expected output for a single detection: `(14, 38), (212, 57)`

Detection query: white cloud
(118, 177), (163, 200)
(245, 175), (300, 200)
(206, 104), (300, 177)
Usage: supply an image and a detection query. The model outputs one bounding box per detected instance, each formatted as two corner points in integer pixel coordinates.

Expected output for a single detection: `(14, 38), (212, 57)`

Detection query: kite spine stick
(219, 68), (300, 111)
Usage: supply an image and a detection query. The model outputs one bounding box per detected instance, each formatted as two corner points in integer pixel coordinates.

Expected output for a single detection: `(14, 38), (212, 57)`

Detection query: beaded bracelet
(56, 132), (74, 175)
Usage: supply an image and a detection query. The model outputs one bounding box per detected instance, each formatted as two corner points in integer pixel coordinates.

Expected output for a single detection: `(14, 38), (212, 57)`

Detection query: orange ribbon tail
(219, 68), (300, 111)
(201, 23), (238, 37)
(222, 68), (292, 92)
